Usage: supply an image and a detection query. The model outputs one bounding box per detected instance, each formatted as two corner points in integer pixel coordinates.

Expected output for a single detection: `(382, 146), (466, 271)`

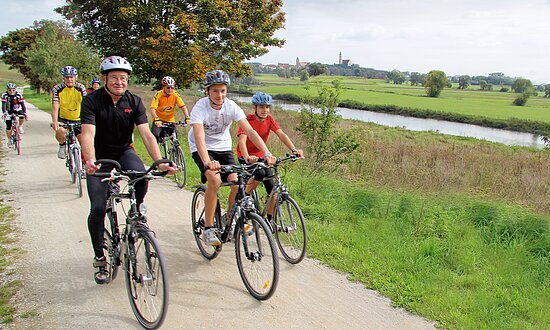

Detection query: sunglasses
(8, 89), (16, 92)
(165, 86), (175, 89)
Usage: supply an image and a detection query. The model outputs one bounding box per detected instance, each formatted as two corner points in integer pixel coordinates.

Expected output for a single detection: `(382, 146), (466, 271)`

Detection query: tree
(56, 0), (285, 87)
(423, 70), (450, 97)
(544, 84), (550, 98)
(307, 62), (327, 77)
(0, 20), (74, 91)
(458, 75), (471, 89)
(298, 80), (359, 172)
(511, 78), (533, 93)
(276, 67), (290, 79)
(387, 69), (405, 84)
(299, 69), (309, 82)
(409, 72), (422, 86)
(24, 23), (102, 93)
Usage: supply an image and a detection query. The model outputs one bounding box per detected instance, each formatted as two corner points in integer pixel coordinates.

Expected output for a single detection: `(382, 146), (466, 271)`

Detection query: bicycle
(158, 121), (187, 188)
(62, 122), (84, 197)
(191, 162), (279, 300)
(93, 158), (170, 329)
(7, 113), (24, 155)
(250, 154), (307, 264)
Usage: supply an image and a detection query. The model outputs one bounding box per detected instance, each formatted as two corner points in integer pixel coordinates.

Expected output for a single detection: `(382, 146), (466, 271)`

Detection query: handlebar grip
(95, 159), (122, 169)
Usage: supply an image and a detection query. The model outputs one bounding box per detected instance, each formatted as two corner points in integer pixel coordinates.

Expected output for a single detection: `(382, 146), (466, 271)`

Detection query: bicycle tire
(106, 208), (120, 281)
(102, 227), (119, 282)
(191, 186), (221, 259)
(235, 212), (279, 300)
(125, 229), (168, 329)
(170, 145), (187, 188)
(13, 127), (20, 155)
(72, 147), (83, 197)
(273, 195), (308, 264)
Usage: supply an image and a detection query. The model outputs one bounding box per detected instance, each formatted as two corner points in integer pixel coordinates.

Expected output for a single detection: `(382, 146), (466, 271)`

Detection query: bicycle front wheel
(274, 195), (308, 264)
(191, 186), (221, 259)
(235, 212), (279, 300)
(170, 145), (187, 188)
(125, 229), (168, 329)
(13, 129), (20, 155)
(72, 147), (83, 197)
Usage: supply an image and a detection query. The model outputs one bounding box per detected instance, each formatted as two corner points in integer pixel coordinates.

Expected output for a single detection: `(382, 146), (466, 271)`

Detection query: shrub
(499, 87), (509, 92)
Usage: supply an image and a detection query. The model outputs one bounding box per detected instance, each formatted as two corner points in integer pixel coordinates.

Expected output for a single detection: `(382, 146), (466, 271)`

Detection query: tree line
(1, 0), (285, 92)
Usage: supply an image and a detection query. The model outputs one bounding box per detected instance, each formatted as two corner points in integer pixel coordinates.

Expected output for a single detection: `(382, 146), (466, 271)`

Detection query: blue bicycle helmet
(251, 92), (273, 105)
(6, 83), (16, 89)
(61, 66), (78, 76)
(91, 77), (101, 84)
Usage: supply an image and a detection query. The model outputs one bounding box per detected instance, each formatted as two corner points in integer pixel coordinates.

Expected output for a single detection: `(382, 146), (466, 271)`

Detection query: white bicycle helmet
(161, 76), (176, 86)
(61, 66), (78, 76)
(99, 56), (132, 74)
(6, 82), (16, 89)
(203, 70), (230, 87)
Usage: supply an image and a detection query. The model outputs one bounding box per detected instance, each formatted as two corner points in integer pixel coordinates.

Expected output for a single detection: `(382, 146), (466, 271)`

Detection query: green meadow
(244, 74), (550, 129)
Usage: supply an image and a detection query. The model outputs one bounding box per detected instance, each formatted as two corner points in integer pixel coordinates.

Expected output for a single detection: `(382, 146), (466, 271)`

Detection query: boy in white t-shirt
(188, 70), (275, 246)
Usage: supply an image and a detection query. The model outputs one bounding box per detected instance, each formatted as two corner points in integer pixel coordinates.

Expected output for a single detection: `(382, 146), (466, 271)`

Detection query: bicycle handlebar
(92, 158), (173, 181)
(160, 121), (188, 128)
(219, 161), (268, 174)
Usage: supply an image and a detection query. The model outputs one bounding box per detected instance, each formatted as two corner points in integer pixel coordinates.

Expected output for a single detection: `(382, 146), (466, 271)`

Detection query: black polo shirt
(81, 88), (148, 159)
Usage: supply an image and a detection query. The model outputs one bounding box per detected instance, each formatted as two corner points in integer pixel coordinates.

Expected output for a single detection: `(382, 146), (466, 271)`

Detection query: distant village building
(295, 57), (310, 68)
(338, 51), (352, 66)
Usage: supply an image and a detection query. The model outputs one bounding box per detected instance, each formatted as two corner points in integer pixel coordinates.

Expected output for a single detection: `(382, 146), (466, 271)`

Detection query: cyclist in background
(2, 83), (27, 145)
(86, 77), (101, 94)
(149, 75), (190, 142)
(51, 66), (87, 159)
(188, 70), (275, 247)
(236, 92), (303, 220)
(81, 55), (176, 284)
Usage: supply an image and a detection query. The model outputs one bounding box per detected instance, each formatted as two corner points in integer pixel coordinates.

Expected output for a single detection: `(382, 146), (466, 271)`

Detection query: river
(229, 94), (546, 149)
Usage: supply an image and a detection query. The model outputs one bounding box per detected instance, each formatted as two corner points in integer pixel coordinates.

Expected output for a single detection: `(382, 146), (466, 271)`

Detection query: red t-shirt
(236, 113), (280, 158)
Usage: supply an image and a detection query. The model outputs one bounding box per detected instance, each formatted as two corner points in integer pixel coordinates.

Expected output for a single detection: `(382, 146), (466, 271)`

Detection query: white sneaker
(57, 145), (66, 159)
(202, 228), (221, 246)
(19, 126), (24, 134)
(7, 140), (13, 148)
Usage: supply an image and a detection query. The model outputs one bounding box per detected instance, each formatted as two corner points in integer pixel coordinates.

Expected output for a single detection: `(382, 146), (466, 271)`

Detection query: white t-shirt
(188, 97), (246, 152)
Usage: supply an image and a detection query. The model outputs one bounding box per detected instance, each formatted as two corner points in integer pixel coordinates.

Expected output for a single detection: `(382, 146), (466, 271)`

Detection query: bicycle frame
(158, 121), (185, 158)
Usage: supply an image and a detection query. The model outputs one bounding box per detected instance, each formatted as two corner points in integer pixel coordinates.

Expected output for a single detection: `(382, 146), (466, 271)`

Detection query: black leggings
(86, 149), (147, 258)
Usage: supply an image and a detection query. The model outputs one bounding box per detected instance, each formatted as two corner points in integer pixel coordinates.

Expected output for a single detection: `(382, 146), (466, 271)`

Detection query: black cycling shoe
(93, 257), (110, 284)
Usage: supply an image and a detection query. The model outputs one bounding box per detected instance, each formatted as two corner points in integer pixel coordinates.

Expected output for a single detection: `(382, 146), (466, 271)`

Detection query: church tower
(339, 52), (342, 65)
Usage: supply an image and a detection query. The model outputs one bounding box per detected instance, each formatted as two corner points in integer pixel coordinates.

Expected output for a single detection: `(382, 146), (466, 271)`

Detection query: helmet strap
(208, 96), (224, 107)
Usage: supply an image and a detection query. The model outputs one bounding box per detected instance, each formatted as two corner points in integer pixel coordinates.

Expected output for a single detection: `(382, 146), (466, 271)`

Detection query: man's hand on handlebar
(158, 161), (177, 175)
(85, 159), (101, 175)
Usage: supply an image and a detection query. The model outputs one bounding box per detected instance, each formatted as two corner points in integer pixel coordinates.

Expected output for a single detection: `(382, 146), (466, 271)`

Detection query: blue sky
(2, 0), (550, 83)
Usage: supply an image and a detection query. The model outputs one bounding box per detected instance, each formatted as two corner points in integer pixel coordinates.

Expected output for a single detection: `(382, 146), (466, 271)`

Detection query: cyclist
(81, 55), (176, 284)
(2, 83), (27, 144)
(149, 75), (190, 142)
(51, 66), (87, 159)
(188, 69), (275, 247)
(236, 92), (304, 220)
(86, 77), (101, 94)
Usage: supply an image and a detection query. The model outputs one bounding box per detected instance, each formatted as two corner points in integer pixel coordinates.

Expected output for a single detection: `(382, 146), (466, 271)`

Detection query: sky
(2, 0), (550, 84)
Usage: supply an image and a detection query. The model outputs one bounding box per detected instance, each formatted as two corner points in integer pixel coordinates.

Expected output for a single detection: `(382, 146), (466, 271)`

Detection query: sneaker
(7, 140), (13, 148)
(93, 256), (110, 284)
(202, 228), (221, 246)
(18, 126), (24, 134)
(57, 145), (66, 159)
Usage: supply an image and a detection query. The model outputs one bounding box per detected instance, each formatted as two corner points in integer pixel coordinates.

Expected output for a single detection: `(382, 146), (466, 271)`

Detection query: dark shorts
(59, 118), (82, 136)
(5, 111), (24, 130)
(238, 157), (275, 194)
(192, 150), (237, 184)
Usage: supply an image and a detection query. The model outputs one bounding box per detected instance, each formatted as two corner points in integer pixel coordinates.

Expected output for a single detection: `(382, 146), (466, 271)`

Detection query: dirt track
(6, 101), (436, 329)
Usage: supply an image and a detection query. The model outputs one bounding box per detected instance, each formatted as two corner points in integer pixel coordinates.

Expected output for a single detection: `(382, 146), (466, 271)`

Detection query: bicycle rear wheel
(170, 145), (187, 188)
(125, 229), (168, 329)
(191, 186), (221, 259)
(235, 212), (279, 300)
(274, 195), (307, 264)
(72, 147), (83, 197)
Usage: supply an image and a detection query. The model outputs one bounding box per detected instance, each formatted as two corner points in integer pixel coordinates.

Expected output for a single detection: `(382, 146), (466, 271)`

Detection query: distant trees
(409, 72), (425, 86)
(458, 75), (471, 89)
(387, 69), (406, 84)
(424, 70), (450, 97)
(511, 78), (536, 106)
(545, 85), (550, 98)
(300, 69), (309, 81)
(308, 62), (327, 77)
(511, 78), (533, 93)
(479, 80), (493, 91)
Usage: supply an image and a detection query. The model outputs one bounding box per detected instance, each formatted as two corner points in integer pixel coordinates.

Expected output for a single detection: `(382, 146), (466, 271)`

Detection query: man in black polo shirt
(81, 55), (176, 284)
